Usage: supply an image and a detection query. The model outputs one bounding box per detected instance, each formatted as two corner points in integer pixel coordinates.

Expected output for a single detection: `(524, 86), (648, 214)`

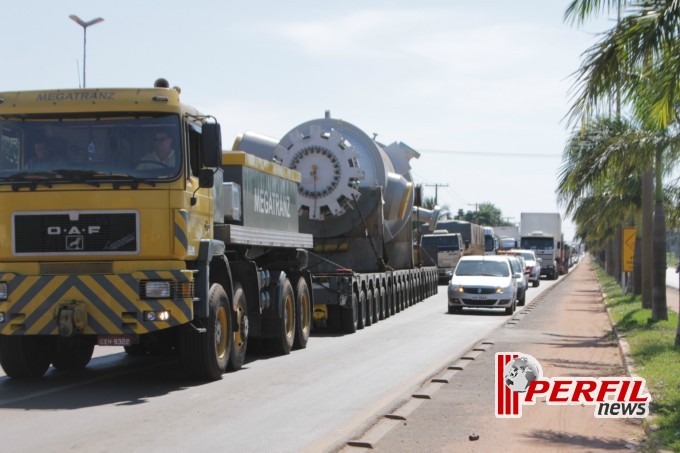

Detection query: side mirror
(514, 272), (522, 279)
(201, 123), (222, 168)
(198, 168), (214, 188)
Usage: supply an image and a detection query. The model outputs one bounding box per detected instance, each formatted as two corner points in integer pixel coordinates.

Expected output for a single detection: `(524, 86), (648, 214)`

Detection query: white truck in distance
(519, 212), (563, 280)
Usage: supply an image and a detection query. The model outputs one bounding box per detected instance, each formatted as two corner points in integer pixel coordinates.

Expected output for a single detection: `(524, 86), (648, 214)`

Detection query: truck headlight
(143, 281), (172, 299)
(0, 282), (7, 300)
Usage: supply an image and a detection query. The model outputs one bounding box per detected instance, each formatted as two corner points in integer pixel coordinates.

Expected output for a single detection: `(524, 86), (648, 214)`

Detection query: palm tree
(565, 0), (680, 323)
(557, 117), (649, 277)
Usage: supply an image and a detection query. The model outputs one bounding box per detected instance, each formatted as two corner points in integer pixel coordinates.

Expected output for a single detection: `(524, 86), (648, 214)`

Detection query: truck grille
(13, 211), (138, 255)
(461, 287), (497, 294)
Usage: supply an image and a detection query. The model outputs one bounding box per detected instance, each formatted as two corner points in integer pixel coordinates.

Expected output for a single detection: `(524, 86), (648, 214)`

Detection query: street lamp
(69, 15), (104, 88)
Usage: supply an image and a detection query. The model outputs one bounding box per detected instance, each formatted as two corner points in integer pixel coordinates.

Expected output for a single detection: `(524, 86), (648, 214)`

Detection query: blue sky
(3, 1), (617, 241)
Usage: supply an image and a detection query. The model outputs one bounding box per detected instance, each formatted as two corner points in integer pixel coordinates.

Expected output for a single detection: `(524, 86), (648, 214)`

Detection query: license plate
(470, 295), (487, 300)
(98, 335), (134, 346)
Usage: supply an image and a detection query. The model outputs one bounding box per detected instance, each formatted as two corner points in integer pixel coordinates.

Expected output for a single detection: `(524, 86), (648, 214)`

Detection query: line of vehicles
(417, 212), (574, 315)
(0, 80), (578, 380)
(0, 80), (439, 380)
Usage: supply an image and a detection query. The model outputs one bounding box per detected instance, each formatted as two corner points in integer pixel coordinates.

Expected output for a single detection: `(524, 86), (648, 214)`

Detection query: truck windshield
(520, 237), (554, 250)
(0, 114), (182, 184)
(421, 235), (459, 251)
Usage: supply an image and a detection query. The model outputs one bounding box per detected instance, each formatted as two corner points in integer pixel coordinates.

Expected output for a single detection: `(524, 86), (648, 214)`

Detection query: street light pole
(69, 15), (104, 88)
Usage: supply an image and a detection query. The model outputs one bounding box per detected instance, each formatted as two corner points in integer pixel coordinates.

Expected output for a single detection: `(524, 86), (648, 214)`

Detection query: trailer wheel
(50, 336), (95, 371)
(357, 290), (366, 330)
(395, 283), (402, 313)
(270, 278), (295, 355)
(293, 277), (311, 350)
(377, 286), (386, 320)
(179, 283), (232, 380)
(341, 293), (358, 334)
(0, 335), (52, 378)
(229, 283), (248, 371)
(365, 290), (374, 327)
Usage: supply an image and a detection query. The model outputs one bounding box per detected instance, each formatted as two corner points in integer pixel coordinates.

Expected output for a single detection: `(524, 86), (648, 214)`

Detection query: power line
(419, 148), (561, 158)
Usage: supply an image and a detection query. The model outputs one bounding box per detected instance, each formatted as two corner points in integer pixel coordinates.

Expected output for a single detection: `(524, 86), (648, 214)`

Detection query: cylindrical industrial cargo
(234, 112), (419, 241)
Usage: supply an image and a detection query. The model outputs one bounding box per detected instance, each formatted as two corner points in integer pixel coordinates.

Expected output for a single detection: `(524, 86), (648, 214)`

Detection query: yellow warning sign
(623, 228), (636, 272)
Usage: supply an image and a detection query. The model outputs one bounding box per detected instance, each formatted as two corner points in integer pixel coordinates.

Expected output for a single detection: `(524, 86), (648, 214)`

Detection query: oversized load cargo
(234, 112), (437, 332)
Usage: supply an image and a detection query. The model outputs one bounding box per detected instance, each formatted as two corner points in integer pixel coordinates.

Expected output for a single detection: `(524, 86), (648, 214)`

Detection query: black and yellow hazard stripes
(173, 209), (189, 257)
(0, 270), (193, 336)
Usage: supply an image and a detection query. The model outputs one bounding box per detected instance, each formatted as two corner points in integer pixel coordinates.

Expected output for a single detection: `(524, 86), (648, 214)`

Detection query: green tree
(565, 0), (680, 324)
(454, 202), (510, 226)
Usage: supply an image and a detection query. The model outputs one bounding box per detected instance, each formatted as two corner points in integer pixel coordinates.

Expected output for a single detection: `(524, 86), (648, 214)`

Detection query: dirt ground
(354, 256), (671, 453)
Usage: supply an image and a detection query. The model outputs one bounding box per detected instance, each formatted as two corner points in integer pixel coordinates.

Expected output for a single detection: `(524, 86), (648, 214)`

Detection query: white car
(447, 256), (519, 315)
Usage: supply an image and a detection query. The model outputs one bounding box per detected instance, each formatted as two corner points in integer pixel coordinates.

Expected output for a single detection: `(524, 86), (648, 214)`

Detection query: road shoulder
(351, 257), (645, 452)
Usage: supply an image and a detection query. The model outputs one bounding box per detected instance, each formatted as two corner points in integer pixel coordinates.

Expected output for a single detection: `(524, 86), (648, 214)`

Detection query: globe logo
(504, 355), (541, 393)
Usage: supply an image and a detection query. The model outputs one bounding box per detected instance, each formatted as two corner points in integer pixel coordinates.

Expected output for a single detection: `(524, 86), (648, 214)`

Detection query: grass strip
(593, 263), (680, 452)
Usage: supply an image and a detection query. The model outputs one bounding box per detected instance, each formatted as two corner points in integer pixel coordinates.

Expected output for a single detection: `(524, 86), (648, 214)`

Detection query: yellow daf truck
(0, 80), (313, 380)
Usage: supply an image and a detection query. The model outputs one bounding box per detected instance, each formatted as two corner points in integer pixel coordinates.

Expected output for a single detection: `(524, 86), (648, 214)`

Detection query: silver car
(514, 249), (541, 287)
(505, 255), (527, 306)
(448, 256), (518, 315)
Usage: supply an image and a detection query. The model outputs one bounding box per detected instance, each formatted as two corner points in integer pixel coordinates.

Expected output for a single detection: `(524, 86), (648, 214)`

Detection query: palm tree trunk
(641, 169), (654, 308)
(651, 149), (667, 321)
(632, 230), (642, 294)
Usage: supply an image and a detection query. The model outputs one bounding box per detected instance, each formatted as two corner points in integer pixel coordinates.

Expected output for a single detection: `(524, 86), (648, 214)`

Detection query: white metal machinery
(234, 112), (418, 242)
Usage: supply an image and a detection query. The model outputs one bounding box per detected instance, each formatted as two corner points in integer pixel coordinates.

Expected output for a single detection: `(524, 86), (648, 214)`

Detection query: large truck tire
(293, 277), (311, 350)
(179, 283), (232, 380)
(377, 286), (386, 320)
(365, 290), (374, 327)
(228, 283), (248, 371)
(270, 278), (295, 355)
(50, 336), (95, 371)
(356, 290), (366, 330)
(341, 293), (358, 334)
(0, 335), (52, 378)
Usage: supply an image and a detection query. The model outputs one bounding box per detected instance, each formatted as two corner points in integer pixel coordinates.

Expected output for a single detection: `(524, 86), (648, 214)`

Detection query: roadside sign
(623, 227), (636, 272)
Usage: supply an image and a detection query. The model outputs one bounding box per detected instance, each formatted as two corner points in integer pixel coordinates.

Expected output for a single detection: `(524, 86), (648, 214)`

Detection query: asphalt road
(0, 276), (562, 453)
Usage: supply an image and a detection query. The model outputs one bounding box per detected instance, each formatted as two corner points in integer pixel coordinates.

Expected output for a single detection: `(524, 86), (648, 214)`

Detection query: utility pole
(425, 183), (448, 205)
(468, 203), (479, 224)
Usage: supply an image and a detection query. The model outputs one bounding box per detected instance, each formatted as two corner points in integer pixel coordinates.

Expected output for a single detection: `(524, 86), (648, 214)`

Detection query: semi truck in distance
(0, 81), (436, 379)
(233, 112), (437, 333)
(493, 226), (520, 251)
(519, 212), (563, 280)
(433, 220), (485, 257)
(420, 230), (464, 284)
(483, 226), (498, 255)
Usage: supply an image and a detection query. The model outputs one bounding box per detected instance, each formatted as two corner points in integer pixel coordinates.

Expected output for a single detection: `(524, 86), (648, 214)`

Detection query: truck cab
(420, 230), (464, 284)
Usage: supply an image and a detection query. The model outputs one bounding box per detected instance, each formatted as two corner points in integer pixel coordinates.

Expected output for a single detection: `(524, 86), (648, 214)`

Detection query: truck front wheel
(229, 283), (248, 371)
(0, 335), (52, 378)
(270, 278), (295, 355)
(179, 283), (232, 380)
(51, 336), (95, 370)
(293, 277), (311, 350)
